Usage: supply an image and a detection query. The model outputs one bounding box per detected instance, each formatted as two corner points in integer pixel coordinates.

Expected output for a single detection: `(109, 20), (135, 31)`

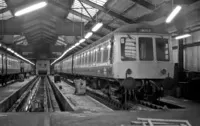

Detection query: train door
(0, 53), (2, 74)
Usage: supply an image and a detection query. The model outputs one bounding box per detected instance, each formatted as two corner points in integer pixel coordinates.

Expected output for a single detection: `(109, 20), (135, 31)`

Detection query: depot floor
(0, 96), (199, 126)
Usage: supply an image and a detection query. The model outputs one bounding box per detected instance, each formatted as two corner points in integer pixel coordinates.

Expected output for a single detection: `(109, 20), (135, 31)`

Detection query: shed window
(139, 37), (153, 61)
(121, 37), (137, 61)
(156, 38), (169, 61)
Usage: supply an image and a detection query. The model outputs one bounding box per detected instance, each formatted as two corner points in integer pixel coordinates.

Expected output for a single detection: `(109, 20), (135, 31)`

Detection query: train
(54, 23), (175, 103)
(0, 49), (34, 86)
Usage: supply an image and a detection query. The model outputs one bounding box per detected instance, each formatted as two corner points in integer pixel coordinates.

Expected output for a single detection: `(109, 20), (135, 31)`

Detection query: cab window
(139, 37), (153, 61)
(156, 38), (169, 61)
(120, 37), (137, 61)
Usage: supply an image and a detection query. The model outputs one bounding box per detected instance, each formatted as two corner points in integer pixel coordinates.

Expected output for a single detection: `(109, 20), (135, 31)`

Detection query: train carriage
(55, 23), (175, 102)
(0, 49), (34, 86)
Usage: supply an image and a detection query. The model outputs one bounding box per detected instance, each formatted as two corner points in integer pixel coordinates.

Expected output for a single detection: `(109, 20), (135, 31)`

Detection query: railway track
(7, 76), (61, 112)
(62, 77), (182, 111)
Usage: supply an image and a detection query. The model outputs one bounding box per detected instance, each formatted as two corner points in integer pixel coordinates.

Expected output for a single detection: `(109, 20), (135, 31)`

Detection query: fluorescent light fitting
(92, 22), (103, 32)
(166, 5), (182, 23)
(15, 1), (47, 16)
(84, 32), (93, 39)
(75, 43), (80, 46)
(79, 38), (86, 44)
(175, 34), (191, 40)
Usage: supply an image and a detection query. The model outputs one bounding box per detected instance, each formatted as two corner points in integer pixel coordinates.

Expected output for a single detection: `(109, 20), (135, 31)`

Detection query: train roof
(73, 23), (169, 55)
(112, 23), (167, 33)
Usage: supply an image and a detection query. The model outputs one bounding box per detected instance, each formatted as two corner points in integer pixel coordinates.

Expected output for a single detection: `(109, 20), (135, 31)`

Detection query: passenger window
(103, 43), (109, 62)
(156, 38), (169, 61)
(121, 37), (137, 61)
(78, 55), (81, 65)
(81, 53), (84, 65)
(97, 46), (101, 63)
(93, 49), (97, 63)
(0, 55), (2, 66)
(84, 53), (87, 65)
(89, 51), (92, 64)
(139, 37), (153, 61)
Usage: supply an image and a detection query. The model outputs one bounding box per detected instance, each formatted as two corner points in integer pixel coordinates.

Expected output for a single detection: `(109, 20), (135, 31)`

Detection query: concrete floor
(0, 76), (35, 102)
(0, 77), (199, 126)
(49, 77), (112, 112)
(0, 96), (199, 126)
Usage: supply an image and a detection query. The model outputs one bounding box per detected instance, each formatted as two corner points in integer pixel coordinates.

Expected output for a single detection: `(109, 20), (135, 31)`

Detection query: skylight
(71, 0), (108, 18)
(0, 0), (7, 10)
(0, 10), (13, 20)
(67, 12), (88, 24)
(89, 0), (108, 6)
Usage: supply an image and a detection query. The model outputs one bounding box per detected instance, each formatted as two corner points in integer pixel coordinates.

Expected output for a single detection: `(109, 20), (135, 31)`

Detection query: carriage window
(78, 55), (81, 65)
(0, 55), (2, 66)
(93, 49), (97, 63)
(84, 53), (86, 65)
(103, 43), (109, 62)
(139, 37), (153, 61)
(156, 38), (169, 61)
(90, 51), (93, 64)
(97, 46), (102, 63)
(121, 37), (136, 61)
(81, 53), (84, 65)
(85, 53), (87, 65)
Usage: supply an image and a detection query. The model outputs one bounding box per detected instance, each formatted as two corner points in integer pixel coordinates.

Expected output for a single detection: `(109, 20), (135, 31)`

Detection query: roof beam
(79, 0), (134, 23)
(131, 0), (155, 10)
(78, 0), (94, 20)
(69, 10), (114, 31)
(69, 10), (92, 21)
(135, 1), (171, 22)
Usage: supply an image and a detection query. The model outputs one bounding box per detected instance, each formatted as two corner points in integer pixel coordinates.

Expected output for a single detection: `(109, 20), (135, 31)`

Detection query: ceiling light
(84, 32), (93, 39)
(75, 43), (80, 46)
(166, 5), (182, 23)
(15, 1), (47, 16)
(175, 34), (191, 40)
(79, 38), (86, 44)
(51, 38), (87, 65)
(92, 22), (103, 32)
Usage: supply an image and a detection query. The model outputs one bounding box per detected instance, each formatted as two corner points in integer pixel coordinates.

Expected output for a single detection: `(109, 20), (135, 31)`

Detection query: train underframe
(0, 72), (32, 86)
(59, 73), (168, 104)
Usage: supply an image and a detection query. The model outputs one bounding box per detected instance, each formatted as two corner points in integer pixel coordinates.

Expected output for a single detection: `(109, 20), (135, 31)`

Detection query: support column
(178, 39), (184, 81)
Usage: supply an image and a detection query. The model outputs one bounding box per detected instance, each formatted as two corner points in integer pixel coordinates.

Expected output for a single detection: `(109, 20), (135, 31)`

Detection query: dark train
(54, 23), (175, 103)
(0, 49), (34, 86)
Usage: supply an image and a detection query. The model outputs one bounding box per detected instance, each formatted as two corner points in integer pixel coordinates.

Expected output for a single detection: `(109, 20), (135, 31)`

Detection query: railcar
(55, 23), (175, 102)
(0, 50), (33, 86)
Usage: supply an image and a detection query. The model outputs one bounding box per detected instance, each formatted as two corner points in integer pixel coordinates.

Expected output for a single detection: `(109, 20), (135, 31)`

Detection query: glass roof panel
(72, 0), (98, 17)
(0, 10), (13, 20)
(89, 0), (108, 6)
(0, 0), (7, 10)
(71, 0), (107, 18)
(67, 13), (88, 24)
